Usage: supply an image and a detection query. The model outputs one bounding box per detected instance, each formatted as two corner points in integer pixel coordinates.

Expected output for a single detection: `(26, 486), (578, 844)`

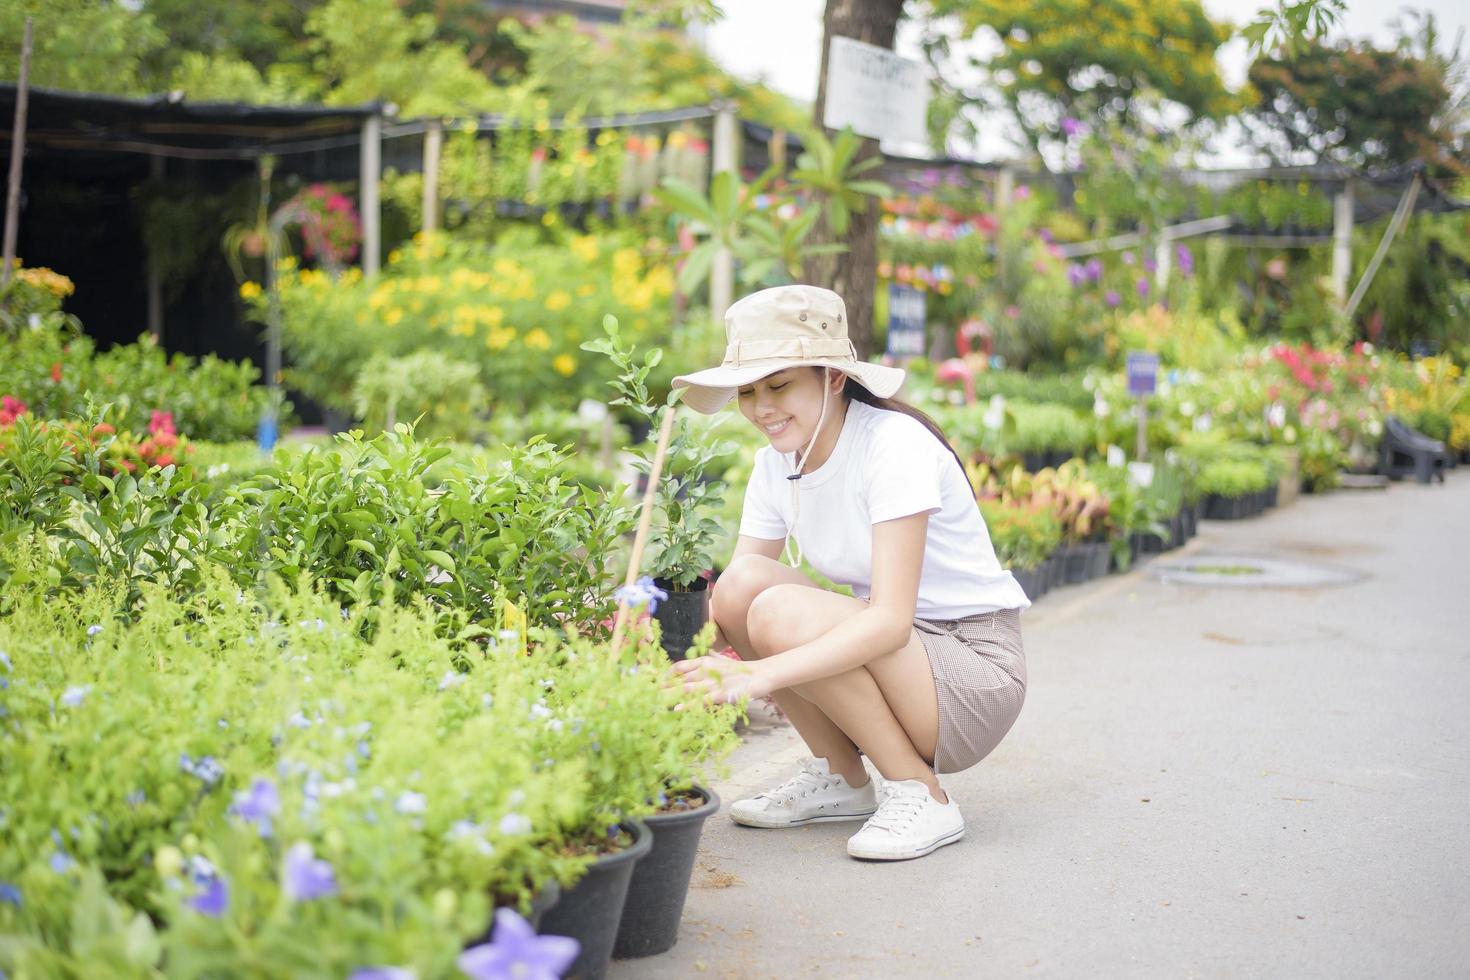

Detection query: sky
(698, 0), (1469, 166)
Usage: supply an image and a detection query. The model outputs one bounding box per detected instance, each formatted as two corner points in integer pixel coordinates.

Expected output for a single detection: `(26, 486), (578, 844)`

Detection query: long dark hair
(843, 376), (968, 480)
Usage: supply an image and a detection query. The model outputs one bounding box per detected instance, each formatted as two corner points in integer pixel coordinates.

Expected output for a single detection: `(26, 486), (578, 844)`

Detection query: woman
(670, 284), (1030, 862)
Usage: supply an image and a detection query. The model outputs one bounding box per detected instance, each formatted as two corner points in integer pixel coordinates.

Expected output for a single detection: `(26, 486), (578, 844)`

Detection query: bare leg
(712, 556), (868, 786)
(713, 557), (945, 801)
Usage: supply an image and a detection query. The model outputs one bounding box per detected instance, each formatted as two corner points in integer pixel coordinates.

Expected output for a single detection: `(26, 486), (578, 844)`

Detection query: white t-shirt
(739, 400), (1031, 619)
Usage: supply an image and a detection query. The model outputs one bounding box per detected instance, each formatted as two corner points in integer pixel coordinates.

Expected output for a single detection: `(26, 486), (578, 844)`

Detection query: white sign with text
(822, 35), (931, 148)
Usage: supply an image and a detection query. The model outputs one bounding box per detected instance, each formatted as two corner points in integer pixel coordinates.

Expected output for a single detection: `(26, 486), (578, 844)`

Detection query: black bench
(1378, 415), (1450, 484)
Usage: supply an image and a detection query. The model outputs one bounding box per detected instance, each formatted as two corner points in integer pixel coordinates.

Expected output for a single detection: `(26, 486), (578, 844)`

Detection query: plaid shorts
(914, 607), (1027, 774)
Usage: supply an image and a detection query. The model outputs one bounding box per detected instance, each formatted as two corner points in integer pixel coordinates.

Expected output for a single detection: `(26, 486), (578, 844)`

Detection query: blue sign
(886, 284), (926, 359)
(1126, 351), (1160, 397)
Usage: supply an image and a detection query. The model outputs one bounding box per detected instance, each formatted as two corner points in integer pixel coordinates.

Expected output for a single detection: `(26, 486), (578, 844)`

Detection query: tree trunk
(807, 0), (905, 360)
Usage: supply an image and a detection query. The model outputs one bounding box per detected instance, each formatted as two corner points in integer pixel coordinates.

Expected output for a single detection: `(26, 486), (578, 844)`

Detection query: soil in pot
(538, 821), (654, 980)
(651, 577), (709, 661)
(614, 786), (722, 959)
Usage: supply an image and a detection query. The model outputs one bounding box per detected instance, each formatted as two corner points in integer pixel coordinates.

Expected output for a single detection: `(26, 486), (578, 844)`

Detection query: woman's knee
(745, 583), (811, 656)
(711, 554), (786, 629)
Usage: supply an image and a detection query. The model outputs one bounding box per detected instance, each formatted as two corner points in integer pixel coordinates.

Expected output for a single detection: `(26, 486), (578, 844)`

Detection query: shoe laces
(864, 785), (930, 834)
(761, 762), (833, 804)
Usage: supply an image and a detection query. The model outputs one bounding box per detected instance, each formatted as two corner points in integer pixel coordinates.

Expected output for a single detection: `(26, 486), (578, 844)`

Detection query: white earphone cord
(783, 368), (832, 569)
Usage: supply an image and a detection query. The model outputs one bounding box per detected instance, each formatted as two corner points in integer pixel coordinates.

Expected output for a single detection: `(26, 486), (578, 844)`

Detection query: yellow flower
(384, 308), (404, 326)
(569, 235), (599, 263)
(552, 354), (577, 377)
(238, 281), (262, 300)
(275, 255), (297, 272)
(545, 290), (572, 312)
(478, 305), (505, 328)
(542, 210), (559, 228)
(387, 249), (402, 265)
(576, 283), (596, 298)
(524, 328), (552, 351)
(668, 130), (689, 149)
(486, 326), (517, 351)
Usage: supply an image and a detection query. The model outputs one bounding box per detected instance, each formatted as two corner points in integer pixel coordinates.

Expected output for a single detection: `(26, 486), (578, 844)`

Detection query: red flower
(148, 411), (176, 437)
(0, 395), (28, 426)
(51, 363), (63, 383)
(155, 453), (175, 468)
(92, 422), (116, 436)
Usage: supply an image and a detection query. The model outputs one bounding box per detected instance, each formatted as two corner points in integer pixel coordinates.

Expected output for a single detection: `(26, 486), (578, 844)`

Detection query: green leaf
(425, 549), (456, 573)
(347, 539), (378, 558)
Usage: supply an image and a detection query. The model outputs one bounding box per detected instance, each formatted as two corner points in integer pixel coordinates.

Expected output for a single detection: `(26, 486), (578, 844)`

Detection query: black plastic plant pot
(1060, 544), (1091, 585)
(651, 577), (709, 660)
(613, 785), (722, 959)
(468, 881), (562, 948)
(538, 820), (653, 980)
(1012, 566), (1040, 601)
(1087, 541), (1112, 579)
(1168, 511), (1185, 549)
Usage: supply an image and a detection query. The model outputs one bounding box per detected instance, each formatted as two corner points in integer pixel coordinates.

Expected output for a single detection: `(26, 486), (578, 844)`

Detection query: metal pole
(146, 154), (164, 341)
(1344, 174), (1420, 321)
(709, 102), (738, 323)
(359, 114), (381, 276)
(1331, 178), (1354, 305)
(1154, 236), (1171, 291)
(1, 18), (34, 291)
(421, 119), (443, 235)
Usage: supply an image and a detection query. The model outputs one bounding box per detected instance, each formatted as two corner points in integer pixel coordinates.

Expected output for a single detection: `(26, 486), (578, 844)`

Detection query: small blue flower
(0, 882), (20, 906)
(85, 624), (103, 637)
(187, 869), (228, 918)
(126, 790), (146, 807)
(0, 650), (11, 671)
(230, 778), (280, 838)
(349, 968), (415, 980)
(49, 850), (73, 874)
(60, 685), (91, 708)
(395, 791), (427, 816)
(614, 576), (668, 615)
(180, 754), (224, 787)
(459, 908), (578, 980)
(498, 813), (531, 836)
(282, 842), (337, 901)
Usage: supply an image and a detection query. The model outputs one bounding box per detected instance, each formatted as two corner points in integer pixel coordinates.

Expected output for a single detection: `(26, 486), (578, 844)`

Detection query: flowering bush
(0, 569), (735, 977)
(260, 228), (675, 416)
(284, 183), (362, 265)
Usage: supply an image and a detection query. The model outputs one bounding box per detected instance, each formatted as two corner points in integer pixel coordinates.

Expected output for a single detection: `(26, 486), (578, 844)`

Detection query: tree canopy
(1246, 19), (1468, 174)
(921, 0), (1237, 161)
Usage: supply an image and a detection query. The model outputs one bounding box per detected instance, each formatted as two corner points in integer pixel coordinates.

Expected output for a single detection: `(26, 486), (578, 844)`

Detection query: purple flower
(0, 882), (20, 906)
(0, 650), (11, 671)
(60, 685), (91, 708)
(1104, 290), (1121, 308)
(458, 908), (579, 980)
(1066, 263), (1086, 288)
(85, 624), (103, 637)
(283, 842), (337, 901)
(231, 778), (280, 837)
(1037, 228), (1054, 244)
(1136, 277), (1151, 299)
(187, 872), (229, 917)
(1122, 251), (1136, 266)
(1143, 255), (1158, 274)
(180, 754), (224, 787)
(1060, 116), (1085, 138)
(1175, 243), (1194, 277)
(49, 849), (73, 874)
(349, 969), (415, 980)
(1084, 258), (1103, 282)
(614, 576), (668, 615)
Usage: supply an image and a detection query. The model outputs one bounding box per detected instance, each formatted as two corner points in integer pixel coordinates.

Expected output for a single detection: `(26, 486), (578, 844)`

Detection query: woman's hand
(671, 655), (771, 706)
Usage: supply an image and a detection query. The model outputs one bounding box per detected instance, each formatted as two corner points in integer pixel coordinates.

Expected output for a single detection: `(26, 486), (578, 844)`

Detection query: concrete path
(610, 474), (1470, 979)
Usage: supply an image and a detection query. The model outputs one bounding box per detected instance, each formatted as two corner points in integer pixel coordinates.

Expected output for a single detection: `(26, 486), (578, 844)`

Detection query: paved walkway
(611, 473), (1470, 979)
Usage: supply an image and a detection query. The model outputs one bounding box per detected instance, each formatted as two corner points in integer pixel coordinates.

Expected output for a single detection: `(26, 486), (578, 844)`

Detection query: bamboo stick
(609, 407), (677, 656)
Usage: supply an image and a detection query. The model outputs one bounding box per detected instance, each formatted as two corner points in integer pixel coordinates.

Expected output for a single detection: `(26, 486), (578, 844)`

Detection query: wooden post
(1154, 236), (1171, 291)
(146, 154), (164, 341)
(359, 114), (382, 276)
(610, 408), (678, 657)
(421, 120), (443, 235)
(769, 128), (786, 172)
(994, 166), (1015, 211)
(1, 17), (33, 291)
(1331, 177), (1354, 305)
(709, 102), (738, 324)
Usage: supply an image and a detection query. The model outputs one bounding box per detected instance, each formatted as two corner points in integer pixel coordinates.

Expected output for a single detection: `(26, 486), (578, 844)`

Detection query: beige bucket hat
(671, 285), (906, 414)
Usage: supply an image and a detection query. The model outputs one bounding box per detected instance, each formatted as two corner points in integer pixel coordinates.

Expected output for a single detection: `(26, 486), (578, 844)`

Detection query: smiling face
(736, 367), (848, 461)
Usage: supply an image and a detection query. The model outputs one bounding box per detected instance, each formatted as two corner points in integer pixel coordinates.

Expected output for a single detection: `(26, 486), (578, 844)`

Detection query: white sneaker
(846, 779), (965, 860)
(729, 758), (878, 828)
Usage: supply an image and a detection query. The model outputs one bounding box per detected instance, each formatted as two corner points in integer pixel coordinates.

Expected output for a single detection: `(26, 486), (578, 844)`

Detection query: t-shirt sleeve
(738, 449), (788, 539)
(865, 417), (944, 524)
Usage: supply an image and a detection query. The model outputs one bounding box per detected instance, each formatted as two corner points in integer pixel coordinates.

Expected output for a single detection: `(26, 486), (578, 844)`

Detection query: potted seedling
(583, 317), (736, 659)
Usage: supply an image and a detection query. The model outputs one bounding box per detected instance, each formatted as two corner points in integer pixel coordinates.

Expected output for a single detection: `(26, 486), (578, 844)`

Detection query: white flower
(395, 791), (427, 815)
(437, 671), (465, 692)
(498, 812), (531, 836)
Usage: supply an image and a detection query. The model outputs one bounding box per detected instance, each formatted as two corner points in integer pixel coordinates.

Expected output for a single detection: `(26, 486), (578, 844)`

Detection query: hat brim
(671, 358), (906, 414)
